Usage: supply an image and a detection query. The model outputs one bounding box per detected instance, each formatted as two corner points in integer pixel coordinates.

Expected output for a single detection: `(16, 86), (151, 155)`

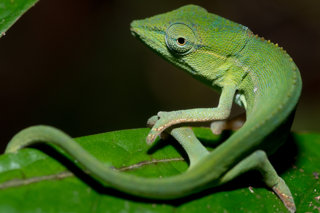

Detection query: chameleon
(4, 5), (301, 212)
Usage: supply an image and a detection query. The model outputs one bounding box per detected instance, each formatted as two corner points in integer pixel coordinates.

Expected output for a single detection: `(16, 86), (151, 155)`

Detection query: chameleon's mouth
(130, 21), (148, 45)
(130, 27), (147, 46)
(130, 28), (137, 37)
(130, 25), (149, 49)
(130, 20), (143, 38)
(130, 22), (139, 38)
(130, 20), (169, 56)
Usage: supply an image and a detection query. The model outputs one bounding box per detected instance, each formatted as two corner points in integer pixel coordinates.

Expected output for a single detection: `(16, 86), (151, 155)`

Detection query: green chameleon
(5, 5), (301, 212)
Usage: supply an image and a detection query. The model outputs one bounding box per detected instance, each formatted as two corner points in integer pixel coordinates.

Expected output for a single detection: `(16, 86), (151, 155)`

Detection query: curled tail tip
(4, 144), (20, 154)
(4, 125), (67, 155)
(5, 135), (25, 154)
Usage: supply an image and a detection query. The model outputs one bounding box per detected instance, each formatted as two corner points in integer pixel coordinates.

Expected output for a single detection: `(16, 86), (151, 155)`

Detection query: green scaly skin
(4, 5), (301, 212)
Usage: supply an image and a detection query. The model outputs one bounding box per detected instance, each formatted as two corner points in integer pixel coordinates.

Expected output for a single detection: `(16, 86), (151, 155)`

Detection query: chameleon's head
(131, 5), (252, 79)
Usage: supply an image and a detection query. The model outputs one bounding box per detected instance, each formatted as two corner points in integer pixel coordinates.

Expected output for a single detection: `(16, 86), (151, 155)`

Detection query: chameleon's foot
(146, 115), (159, 128)
(146, 111), (174, 144)
(210, 121), (227, 135)
(146, 115), (163, 144)
(146, 115), (170, 144)
(146, 131), (160, 144)
(272, 177), (296, 213)
(210, 114), (245, 135)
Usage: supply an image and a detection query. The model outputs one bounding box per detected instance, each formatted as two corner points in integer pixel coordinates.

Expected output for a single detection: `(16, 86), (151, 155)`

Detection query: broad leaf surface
(0, 0), (38, 37)
(0, 128), (319, 212)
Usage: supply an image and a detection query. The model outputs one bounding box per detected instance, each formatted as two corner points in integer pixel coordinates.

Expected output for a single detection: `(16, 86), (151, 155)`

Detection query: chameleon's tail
(5, 125), (296, 212)
(4, 125), (209, 199)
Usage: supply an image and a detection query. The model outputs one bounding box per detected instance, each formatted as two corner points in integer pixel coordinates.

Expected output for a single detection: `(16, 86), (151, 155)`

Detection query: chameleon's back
(238, 35), (301, 118)
(232, 32), (302, 154)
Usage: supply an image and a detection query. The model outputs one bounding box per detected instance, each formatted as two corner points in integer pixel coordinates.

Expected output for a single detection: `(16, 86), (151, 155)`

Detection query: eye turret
(165, 23), (196, 55)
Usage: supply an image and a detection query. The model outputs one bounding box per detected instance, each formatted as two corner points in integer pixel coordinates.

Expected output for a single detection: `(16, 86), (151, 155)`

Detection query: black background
(0, 0), (319, 151)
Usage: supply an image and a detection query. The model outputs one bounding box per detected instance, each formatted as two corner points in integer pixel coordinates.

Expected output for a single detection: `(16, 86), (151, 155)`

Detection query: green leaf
(0, 128), (319, 212)
(0, 0), (38, 37)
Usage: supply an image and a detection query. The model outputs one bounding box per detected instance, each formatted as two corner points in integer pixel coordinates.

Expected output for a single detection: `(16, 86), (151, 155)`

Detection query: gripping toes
(146, 111), (176, 144)
(146, 130), (160, 144)
(146, 113), (165, 144)
(146, 124), (168, 144)
(146, 115), (159, 128)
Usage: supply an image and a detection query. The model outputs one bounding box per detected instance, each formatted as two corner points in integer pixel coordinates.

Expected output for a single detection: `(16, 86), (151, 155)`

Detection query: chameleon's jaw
(130, 25), (147, 47)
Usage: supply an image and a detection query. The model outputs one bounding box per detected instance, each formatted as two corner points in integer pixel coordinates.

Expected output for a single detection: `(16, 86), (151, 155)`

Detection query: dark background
(0, 0), (319, 151)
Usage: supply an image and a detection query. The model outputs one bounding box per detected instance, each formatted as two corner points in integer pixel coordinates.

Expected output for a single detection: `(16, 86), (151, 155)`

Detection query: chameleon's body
(5, 5), (301, 212)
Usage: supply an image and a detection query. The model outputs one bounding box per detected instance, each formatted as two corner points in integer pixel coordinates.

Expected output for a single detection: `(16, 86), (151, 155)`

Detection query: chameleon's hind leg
(170, 127), (209, 168)
(220, 150), (295, 213)
(147, 116), (209, 168)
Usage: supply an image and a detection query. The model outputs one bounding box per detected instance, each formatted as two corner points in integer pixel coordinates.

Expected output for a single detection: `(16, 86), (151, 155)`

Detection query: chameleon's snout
(129, 19), (165, 55)
(130, 28), (137, 38)
(129, 20), (141, 37)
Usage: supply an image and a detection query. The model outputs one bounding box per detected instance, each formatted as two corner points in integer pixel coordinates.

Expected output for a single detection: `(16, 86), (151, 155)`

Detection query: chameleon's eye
(165, 23), (196, 55)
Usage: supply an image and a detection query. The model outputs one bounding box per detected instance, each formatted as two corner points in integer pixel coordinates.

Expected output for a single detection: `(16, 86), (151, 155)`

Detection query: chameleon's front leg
(147, 85), (237, 144)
